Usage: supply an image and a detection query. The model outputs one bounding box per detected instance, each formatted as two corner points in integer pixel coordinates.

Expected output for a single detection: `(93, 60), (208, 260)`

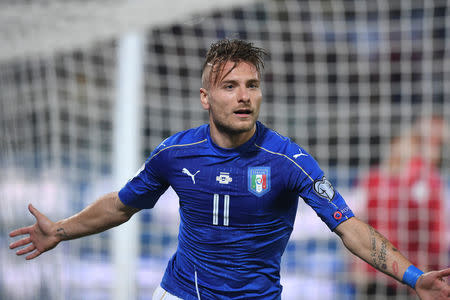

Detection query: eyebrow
(247, 79), (260, 84)
(220, 78), (260, 85)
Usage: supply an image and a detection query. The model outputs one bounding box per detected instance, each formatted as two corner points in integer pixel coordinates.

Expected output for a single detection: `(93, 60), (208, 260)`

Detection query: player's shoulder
(257, 122), (309, 158)
(151, 124), (208, 156)
(256, 122), (322, 175)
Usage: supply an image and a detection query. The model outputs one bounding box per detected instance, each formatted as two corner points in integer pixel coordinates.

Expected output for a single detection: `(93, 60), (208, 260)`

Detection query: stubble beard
(211, 112), (257, 137)
(214, 119), (255, 135)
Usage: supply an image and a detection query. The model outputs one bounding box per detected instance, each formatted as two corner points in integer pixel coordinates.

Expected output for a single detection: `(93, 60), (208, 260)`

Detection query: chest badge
(216, 172), (233, 184)
(248, 167), (271, 197)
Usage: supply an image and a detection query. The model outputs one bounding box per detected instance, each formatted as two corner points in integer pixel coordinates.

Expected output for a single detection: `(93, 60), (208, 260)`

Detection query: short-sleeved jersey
(119, 122), (354, 299)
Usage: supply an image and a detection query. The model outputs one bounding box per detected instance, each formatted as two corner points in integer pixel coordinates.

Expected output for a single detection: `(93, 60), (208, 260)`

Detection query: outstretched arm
(335, 217), (450, 300)
(9, 192), (140, 260)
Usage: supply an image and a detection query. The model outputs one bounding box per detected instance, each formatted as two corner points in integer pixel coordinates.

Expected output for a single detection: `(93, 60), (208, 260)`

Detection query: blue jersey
(119, 121), (354, 299)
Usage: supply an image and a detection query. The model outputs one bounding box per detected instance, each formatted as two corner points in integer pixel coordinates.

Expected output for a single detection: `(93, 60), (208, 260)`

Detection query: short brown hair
(202, 39), (267, 88)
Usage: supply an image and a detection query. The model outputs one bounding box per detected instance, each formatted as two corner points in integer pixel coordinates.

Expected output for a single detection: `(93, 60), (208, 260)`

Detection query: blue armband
(402, 265), (424, 289)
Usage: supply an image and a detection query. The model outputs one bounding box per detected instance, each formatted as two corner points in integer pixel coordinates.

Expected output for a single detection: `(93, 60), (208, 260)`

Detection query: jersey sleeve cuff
(118, 186), (139, 208)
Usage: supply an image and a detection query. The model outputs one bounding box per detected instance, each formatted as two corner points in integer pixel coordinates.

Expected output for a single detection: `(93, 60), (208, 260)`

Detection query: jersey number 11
(213, 194), (230, 226)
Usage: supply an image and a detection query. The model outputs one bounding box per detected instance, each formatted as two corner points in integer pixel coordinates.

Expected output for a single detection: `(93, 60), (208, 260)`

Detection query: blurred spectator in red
(354, 115), (448, 298)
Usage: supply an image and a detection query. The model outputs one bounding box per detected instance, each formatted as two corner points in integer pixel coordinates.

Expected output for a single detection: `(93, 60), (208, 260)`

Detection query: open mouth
(234, 108), (252, 116)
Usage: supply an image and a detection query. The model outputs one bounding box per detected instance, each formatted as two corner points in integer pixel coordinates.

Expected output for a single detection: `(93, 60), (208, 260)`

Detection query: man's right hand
(9, 204), (60, 260)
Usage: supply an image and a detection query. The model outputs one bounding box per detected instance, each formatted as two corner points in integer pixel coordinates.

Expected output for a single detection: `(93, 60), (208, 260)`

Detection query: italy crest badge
(248, 167), (271, 196)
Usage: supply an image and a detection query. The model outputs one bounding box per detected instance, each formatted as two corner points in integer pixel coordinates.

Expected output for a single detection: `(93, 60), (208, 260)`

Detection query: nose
(237, 86), (250, 103)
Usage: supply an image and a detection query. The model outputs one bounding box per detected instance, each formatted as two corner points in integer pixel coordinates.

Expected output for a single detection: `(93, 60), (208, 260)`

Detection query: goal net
(1, 0), (449, 299)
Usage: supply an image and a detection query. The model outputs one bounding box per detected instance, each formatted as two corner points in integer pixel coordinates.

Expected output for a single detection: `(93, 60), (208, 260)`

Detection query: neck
(209, 124), (256, 149)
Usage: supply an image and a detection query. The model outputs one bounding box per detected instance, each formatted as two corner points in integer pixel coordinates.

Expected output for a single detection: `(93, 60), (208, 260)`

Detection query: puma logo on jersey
(293, 149), (308, 159)
(182, 168), (200, 184)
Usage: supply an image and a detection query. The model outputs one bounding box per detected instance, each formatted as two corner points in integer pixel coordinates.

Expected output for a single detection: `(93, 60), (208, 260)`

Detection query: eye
(248, 82), (260, 89)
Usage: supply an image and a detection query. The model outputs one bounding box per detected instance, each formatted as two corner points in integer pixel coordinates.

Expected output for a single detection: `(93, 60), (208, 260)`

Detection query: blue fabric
(119, 122), (354, 299)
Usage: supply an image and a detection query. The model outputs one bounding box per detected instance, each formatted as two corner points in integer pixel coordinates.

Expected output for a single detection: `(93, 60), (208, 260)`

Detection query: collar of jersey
(206, 122), (260, 156)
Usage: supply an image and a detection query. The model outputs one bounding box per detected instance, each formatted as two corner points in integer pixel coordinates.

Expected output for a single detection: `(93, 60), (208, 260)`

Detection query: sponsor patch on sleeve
(333, 211), (343, 220)
(313, 176), (335, 201)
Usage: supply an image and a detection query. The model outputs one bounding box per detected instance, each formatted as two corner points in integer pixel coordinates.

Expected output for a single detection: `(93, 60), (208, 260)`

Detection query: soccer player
(9, 39), (450, 300)
(355, 115), (448, 298)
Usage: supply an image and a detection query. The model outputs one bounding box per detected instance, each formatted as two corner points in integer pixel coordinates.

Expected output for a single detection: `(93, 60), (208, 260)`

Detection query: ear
(200, 88), (210, 110)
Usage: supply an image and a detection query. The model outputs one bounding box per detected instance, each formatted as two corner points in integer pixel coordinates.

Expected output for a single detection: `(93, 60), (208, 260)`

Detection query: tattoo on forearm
(378, 240), (387, 270)
(369, 226), (379, 268)
(56, 227), (69, 239)
(368, 225), (388, 270)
